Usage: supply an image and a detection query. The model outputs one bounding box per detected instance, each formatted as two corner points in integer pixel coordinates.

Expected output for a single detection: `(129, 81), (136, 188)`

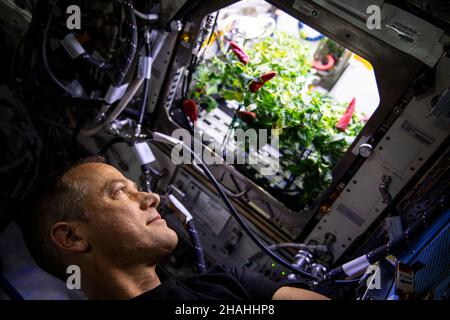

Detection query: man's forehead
(65, 162), (124, 184)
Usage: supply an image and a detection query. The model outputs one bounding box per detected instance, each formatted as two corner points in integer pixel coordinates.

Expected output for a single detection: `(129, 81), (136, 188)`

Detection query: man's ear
(50, 221), (90, 253)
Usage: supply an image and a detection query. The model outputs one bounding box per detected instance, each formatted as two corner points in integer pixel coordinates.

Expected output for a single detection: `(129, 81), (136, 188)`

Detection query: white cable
(134, 9), (158, 21)
(79, 29), (171, 137)
(79, 76), (145, 136)
(151, 31), (168, 58)
(168, 194), (193, 222)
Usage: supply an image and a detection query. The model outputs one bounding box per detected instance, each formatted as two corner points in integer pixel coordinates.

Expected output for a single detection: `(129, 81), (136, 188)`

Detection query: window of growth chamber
(179, 0), (380, 211)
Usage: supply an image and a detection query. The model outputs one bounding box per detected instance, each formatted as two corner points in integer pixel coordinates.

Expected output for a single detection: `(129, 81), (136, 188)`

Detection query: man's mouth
(146, 214), (162, 225)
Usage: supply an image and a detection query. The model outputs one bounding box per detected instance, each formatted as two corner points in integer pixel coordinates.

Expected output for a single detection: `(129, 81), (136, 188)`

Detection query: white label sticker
(386, 216), (404, 242)
(61, 33), (86, 59)
(396, 265), (415, 293)
(192, 185), (230, 236)
(104, 83), (129, 104)
(138, 56), (153, 79)
(133, 142), (156, 165)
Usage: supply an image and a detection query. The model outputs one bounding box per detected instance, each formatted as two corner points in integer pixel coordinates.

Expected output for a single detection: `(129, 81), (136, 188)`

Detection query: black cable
(150, 135), (321, 280)
(182, 12), (215, 99)
(325, 200), (448, 282)
(122, 107), (151, 120)
(114, 0), (138, 86)
(198, 160), (320, 280)
(182, 12), (219, 101)
(43, 0), (137, 94)
(138, 80), (149, 124)
(202, 11), (220, 57)
(0, 96), (42, 205)
(78, 52), (115, 70)
(187, 220), (206, 273)
(138, 40), (151, 126)
(42, 4), (74, 96)
(134, 37), (153, 195)
(333, 279), (362, 285)
(140, 164), (153, 193)
(171, 143), (321, 281)
(183, 54), (197, 99)
(0, 153), (30, 173)
(246, 242), (298, 264)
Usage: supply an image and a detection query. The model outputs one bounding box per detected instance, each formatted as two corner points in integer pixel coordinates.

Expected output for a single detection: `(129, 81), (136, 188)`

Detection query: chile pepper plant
(189, 32), (364, 209)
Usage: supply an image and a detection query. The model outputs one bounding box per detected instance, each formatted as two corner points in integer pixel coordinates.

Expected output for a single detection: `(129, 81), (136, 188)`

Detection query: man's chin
(158, 225), (179, 250)
(167, 228), (179, 248)
(142, 223), (178, 258)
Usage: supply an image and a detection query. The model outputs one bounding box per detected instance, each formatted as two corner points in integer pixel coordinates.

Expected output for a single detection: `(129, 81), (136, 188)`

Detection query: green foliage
(190, 32), (364, 208)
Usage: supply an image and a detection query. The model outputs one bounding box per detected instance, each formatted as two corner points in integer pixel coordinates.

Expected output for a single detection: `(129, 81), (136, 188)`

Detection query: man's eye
(114, 186), (126, 195)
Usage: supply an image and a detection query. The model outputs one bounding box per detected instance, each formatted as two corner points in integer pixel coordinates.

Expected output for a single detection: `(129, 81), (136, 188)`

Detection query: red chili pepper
(229, 41), (250, 65)
(336, 98), (356, 131)
(260, 71), (277, 82)
(183, 99), (198, 124)
(249, 71), (277, 92)
(236, 110), (257, 123)
(249, 81), (264, 92)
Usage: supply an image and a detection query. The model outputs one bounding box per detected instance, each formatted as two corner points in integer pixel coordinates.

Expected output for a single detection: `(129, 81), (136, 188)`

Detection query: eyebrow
(102, 178), (139, 194)
(102, 178), (128, 194)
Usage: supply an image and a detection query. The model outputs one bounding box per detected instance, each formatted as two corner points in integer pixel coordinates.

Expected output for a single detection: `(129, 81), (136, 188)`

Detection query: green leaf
(203, 95), (219, 112)
(223, 90), (243, 102)
(188, 31), (363, 208)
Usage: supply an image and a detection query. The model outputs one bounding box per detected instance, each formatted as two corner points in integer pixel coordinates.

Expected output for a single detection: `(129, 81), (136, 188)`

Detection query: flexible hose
(187, 220), (207, 273)
(78, 52), (115, 70)
(79, 28), (172, 137)
(151, 134), (321, 281)
(114, 0), (138, 86)
(138, 41), (151, 126)
(42, 6), (74, 96)
(195, 157), (320, 280)
(134, 9), (158, 21)
(79, 76), (145, 136)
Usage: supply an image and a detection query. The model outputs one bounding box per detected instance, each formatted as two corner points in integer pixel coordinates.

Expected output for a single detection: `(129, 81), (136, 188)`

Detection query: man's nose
(139, 192), (160, 210)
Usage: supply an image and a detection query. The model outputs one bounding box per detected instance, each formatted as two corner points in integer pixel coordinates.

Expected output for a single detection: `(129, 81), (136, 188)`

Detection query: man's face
(66, 162), (178, 267)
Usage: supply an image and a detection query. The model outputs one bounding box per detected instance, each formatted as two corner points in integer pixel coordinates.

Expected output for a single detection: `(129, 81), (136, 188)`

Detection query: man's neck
(81, 262), (161, 299)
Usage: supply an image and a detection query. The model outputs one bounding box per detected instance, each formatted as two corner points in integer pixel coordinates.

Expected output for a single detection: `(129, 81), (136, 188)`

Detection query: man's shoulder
(179, 264), (284, 300)
(132, 264), (278, 300)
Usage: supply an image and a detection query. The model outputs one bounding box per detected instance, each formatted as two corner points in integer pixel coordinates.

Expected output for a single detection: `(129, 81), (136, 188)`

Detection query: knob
(359, 143), (373, 158)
